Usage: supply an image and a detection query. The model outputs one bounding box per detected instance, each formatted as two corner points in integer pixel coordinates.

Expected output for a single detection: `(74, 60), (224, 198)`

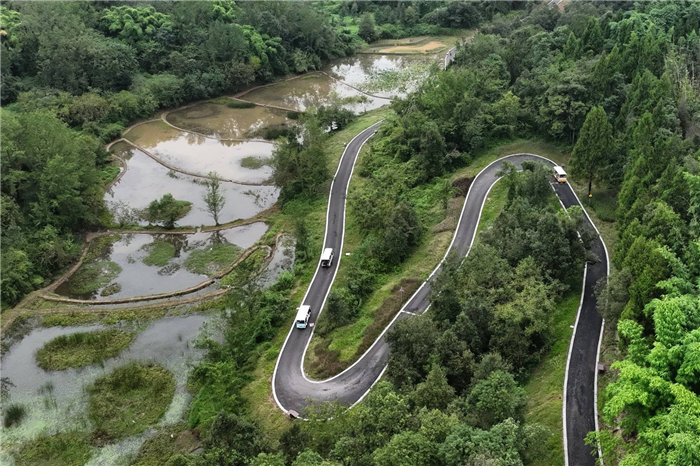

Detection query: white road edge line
(563, 265), (588, 466)
(272, 121), (382, 413)
(273, 145), (610, 461)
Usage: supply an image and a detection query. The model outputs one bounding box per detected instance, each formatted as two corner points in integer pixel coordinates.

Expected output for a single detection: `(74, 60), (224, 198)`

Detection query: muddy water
(0, 315), (212, 464)
(240, 72), (390, 113)
(323, 54), (435, 98)
(55, 223), (268, 300)
(126, 122), (274, 183)
(167, 102), (291, 140)
(106, 142), (278, 226)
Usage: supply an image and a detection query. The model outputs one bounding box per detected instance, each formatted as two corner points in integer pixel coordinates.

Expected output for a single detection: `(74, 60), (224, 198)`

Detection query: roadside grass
(16, 431), (93, 466)
(240, 107), (392, 445)
(523, 272), (584, 466)
(476, 180), (508, 234)
(142, 241), (177, 267)
(87, 362), (175, 441)
(36, 330), (136, 371)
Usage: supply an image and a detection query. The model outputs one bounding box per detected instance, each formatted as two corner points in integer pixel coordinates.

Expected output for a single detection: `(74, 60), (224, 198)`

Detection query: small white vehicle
(320, 248), (334, 268)
(553, 165), (567, 183)
(296, 305), (311, 329)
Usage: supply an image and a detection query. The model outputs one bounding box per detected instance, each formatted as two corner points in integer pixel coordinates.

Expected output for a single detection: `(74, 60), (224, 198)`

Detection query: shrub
(3, 403), (27, 428)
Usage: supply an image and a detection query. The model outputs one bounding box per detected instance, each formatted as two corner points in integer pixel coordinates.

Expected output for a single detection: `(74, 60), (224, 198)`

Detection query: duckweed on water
(36, 330), (137, 371)
(184, 243), (241, 276)
(88, 362), (175, 440)
(142, 241), (177, 267)
(17, 432), (92, 466)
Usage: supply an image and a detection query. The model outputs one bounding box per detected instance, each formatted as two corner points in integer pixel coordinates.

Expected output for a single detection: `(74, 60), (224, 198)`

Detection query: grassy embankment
(36, 329), (136, 370)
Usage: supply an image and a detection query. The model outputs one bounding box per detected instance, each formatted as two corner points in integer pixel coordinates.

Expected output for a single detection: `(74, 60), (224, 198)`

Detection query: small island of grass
(36, 329), (137, 371)
(87, 362), (175, 440)
(142, 241), (177, 267)
(184, 243), (241, 276)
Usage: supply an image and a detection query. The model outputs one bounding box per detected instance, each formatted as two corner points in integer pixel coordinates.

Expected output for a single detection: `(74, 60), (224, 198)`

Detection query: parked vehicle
(296, 305), (311, 329)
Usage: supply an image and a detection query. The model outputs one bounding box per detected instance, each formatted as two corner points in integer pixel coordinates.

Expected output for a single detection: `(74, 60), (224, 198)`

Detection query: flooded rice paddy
(323, 54), (436, 98)
(125, 122), (275, 183)
(0, 315), (213, 465)
(55, 222), (269, 300)
(239, 72), (390, 113)
(106, 142), (278, 227)
(167, 102), (291, 140)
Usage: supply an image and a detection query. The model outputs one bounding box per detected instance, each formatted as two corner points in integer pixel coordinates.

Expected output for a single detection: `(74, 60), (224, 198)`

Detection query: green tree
(203, 172), (226, 226)
(146, 194), (189, 229)
(466, 370), (527, 429)
(412, 364), (455, 410)
(372, 431), (437, 466)
(571, 105), (613, 197)
(358, 13), (377, 43)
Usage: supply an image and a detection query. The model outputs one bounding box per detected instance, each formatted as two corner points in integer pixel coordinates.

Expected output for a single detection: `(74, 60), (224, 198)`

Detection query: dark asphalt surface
(271, 138), (606, 466)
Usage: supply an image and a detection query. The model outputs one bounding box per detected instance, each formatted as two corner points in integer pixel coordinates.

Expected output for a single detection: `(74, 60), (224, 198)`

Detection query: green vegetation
(132, 422), (200, 466)
(41, 308), (169, 327)
(240, 156), (271, 170)
(87, 362), (175, 440)
(142, 241), (177, 267)
(226, 100), (257, 109)
(67, 260), (122, 296)
(99, 164), (121, 186)
(36, 329), (136, 370)
(184, 243), (241, 276)
(17, 432), (92, 466)
(524, 278), (583, 466)
(145, 194), (192, 229)
(220, 248), (268, 288)
(3, 402), (27, 428)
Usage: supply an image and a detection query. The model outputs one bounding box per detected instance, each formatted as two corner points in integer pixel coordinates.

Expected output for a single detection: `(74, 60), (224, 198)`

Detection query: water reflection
(55, 223), (269, 300)
(106, 142), (278, 227)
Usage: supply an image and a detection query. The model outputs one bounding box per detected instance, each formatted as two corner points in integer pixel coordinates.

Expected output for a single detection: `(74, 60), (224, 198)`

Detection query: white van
(296, 305), (311, 329)
(321, 248), (334, 268)
(553, 166), (567, 183)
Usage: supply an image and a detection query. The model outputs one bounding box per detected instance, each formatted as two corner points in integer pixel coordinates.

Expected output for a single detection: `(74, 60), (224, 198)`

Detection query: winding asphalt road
(271, 123), (607, 465)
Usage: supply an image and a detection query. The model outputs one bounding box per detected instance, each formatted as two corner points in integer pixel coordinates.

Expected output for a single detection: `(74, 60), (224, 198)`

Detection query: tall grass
(36, 330), (136, 370)
(4, 403), (27, 428)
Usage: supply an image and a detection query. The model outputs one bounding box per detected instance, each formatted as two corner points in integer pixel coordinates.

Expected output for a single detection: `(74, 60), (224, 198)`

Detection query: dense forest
(2, 1), (700, 465)
(270, 1), (700, 465)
